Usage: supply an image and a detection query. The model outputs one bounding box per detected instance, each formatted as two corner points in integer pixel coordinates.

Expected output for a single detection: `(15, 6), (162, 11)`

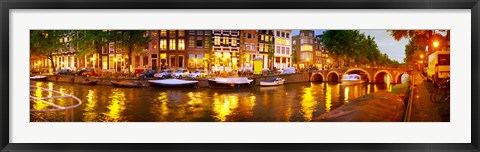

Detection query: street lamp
(433, 41), (440, 48)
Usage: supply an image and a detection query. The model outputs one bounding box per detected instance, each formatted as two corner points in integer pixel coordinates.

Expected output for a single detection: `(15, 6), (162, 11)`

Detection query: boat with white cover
(341, 74), (366, 85)
(30, 75), (47, 81)
(208, 77), (254, 88)
(149, 79), (199, 88)
(260, 78), (285, 86)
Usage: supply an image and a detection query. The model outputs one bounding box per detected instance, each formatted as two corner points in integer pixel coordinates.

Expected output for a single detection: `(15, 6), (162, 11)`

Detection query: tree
(388, 30), (449, 55)
(267, 41), (275, 69)
(30, 30), (69, 72)
(204, 37), (214, 73)
(72, 30), (116, 68)
(114, 30), (151, 72)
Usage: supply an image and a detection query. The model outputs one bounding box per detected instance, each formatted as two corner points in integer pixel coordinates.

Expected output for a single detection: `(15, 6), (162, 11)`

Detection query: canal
(30, 81), (397, 122)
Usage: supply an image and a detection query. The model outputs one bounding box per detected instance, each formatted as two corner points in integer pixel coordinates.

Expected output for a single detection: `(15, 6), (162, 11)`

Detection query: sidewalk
(410, 72), (450, 122)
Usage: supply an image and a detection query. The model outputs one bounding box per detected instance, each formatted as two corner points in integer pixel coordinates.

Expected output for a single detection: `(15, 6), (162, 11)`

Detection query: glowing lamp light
(433, 41), (440, 48)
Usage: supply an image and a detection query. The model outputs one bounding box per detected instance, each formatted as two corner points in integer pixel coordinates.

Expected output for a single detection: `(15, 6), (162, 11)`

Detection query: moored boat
(77, 79), (97, 85)
(260, 78), (285, 86)
(148, 79), (198, 88)
(341, 74), (366, 85)
(30, 75), (47, 81)
(111, 80), (142, 88)
(208, 77), (254, 89)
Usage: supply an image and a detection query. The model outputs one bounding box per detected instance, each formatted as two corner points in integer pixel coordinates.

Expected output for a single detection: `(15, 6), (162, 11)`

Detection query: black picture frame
(1, 0), (478, 151)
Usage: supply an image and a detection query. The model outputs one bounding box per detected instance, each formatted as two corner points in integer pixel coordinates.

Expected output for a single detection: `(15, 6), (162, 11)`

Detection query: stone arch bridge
(309, 67), (412, 84)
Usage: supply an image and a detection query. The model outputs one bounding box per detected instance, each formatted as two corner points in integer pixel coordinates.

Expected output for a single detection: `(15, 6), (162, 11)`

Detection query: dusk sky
(291, 30), (408, 63)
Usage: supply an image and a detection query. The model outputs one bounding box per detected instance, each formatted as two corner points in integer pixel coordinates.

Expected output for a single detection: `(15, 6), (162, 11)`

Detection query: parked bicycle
(430, 76), (450, 103)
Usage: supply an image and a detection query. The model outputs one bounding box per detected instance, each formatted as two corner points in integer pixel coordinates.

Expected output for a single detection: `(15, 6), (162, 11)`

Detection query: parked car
(54, 69), (73, 75)
(30, 68), (43, 75)
(171, 69), (190, 79)
(139, 70), (156, 78)
(154, 70), (173, 79)
(188, 70), (207, 79)
(73, 69), (88, 76)
(81, 68), (99, 77)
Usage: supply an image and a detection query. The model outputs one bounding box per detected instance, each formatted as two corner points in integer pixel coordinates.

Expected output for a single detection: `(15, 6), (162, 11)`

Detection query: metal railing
(403, 71), (415, 122)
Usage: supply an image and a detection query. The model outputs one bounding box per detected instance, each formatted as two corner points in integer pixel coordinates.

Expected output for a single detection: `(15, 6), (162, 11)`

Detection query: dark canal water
(30, 80), (397, 122)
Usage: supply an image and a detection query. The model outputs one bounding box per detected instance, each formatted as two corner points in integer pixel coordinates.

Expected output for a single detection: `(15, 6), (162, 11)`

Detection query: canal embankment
(313, 81), (410, 122)
(44, 72), (312, 87)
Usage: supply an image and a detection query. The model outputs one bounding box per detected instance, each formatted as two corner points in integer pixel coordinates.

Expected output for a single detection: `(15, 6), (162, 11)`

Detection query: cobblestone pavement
(410, 72), (450, 122)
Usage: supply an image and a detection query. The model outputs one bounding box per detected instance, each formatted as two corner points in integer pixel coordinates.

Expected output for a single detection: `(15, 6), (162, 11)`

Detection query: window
(178, 39), (185, 50)
(293, 40), (296, 45)
(178, 30), (185, 37)
(102, 46), (107, 54)
(178, 55), (184, 67)
(222, 37), (228, 45)
(214, 36), (221, 45)
(160, 39), (167, 50)
(196, 37), (203, 47)
(160, 30), (167, 37)
(276, 38), (281, 44)
(205, 31), (211, 35)
(247, 33), (252, 39)
(231, 38), (236, 46)
(169, 39), (176, 50)
(301, 33), (304, 36)
(251, 44), (255, 50)
(197, 31), (203, 35)
(170, 56), (176, 67)
(265, 36), (269, 42)
(152, 31), (157, 37)
(196, 54), (204, 68)
(301, 45), (313, 51)
(281, 32), (285, 37)
(265, 44), (269, 52)
(282, 47), (285, 54)
(204, 37), (209, 48)
(286, 48), (290, 54)
(282, 38), (285, 45)
(309, 33), (312, 37)
(135, 56), (140, 67)
(143, 55), (149, 66)
(244, 44), (249, 50)
(189, 36), (195, 48)
(286, 33), (290, 38)
(152, 40), (157, 49)
(188, 54), (196, 68)
(276, 46), (280, 54)
(285, 39), (290, 46)
(169, 31), (176, 37)
(259, 44), (264, 52)
(260, 35), (264, 41)
(189, 30), (196, 35)
(152, 54), (157, 59)
(102, 56), (108, 69)
(109, 42), (115, 53)
(109, 56), (114, 69)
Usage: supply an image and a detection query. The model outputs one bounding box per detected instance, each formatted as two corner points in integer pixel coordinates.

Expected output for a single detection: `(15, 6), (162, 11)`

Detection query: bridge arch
(310, 73), (324, 82)
(326, 71), (340, 82)
(343, 68), (371, 83)
(395, 72), (409, 84)
(373, 70), (393, 83)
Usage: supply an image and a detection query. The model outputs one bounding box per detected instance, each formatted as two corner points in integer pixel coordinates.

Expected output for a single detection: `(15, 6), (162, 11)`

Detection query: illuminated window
(231, 38), (236, 46)
(259, 44), (264, 52)
(276, 37), (280, 44)
(265, 36), (269, 42)
(285, 39), (290, 46)
(261, 35), (264, 41)
(265, 44), (269, 52)
(152, 31), (157, 37)
(204, 37), (209, 48)
(189, 36), (195, 48)
(169, 39), (176, 50)
(160, 30), (167, 37)
(281, 38), (285, 45)
(178, 30), (185, 37)
(178, 39), (185, 50)
(109, 42), (115, 53)
(102, 56), (108, 69)
(223, 37), (228, 45)
(152, 40), (157, 49)
(214, 36), (220, 45)
(169, 31), (176, 37)
(301, 45), (313, 51)
(160, 39), (167, 50)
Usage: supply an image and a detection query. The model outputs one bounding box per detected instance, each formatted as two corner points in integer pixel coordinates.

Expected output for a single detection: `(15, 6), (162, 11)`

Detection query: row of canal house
(32, 30), (332, 73)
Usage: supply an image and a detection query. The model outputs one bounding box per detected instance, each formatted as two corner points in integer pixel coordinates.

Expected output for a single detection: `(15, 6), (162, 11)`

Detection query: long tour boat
(148, 79), (199, 88)
(208, 77), (254, 88)
(341, 74), (366, 85)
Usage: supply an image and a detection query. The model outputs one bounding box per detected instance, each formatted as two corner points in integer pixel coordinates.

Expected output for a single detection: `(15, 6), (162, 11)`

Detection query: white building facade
(273, 30), (292, 70)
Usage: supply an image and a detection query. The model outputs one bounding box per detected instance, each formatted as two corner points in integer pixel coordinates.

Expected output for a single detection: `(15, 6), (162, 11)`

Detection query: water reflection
(31, 80), (396, 122)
